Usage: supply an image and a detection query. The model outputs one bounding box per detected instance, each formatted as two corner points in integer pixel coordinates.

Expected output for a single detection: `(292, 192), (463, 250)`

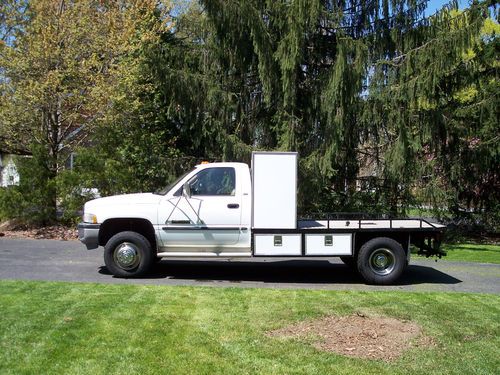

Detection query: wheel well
(99, 218), (157, 250)
(354, 232), (410, 256)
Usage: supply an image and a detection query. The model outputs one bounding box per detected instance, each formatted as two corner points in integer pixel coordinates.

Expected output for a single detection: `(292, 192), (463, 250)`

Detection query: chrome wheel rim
(113, 242), (141, 270)
(368, 248), (396, 276)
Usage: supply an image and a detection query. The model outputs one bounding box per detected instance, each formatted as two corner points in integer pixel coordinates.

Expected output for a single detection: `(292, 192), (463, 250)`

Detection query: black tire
(340, 256), (356, 268)
(104, 231), (153, 277)
(356, 237), (406, 285)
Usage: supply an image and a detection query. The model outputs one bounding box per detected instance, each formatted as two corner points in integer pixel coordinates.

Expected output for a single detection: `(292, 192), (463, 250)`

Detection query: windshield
(154, 171), (191, 195)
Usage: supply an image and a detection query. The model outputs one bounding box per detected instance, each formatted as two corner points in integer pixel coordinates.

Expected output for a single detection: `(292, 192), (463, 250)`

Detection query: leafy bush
(0, 186), (26, 221)
(0, 147), (56, 225)
(56, 170), (97, 225)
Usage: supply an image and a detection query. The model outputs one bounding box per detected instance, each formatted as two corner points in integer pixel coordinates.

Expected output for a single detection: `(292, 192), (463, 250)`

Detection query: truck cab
(155, 162), (252, 255)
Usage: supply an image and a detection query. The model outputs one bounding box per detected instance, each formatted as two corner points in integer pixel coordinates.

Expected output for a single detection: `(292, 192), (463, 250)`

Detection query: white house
(0, 153), (20, 187)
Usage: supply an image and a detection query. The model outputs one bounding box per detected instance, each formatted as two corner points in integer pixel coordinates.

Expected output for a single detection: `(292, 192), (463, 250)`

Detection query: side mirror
(183, 182), (191, 198)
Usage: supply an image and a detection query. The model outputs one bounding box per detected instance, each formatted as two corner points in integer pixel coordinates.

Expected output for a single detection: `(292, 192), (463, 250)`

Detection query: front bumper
(78, 223), (100, 250)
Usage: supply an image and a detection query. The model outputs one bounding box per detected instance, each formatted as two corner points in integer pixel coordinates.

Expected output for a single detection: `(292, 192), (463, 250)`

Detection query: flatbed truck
(78, 152), (445, 285)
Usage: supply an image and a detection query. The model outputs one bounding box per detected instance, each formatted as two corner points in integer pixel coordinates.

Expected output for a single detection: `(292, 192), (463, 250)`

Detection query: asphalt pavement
(0, 238), (498, 293)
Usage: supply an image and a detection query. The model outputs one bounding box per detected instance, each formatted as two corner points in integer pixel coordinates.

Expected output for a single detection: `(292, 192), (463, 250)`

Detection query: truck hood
(85, 193), (162, 211)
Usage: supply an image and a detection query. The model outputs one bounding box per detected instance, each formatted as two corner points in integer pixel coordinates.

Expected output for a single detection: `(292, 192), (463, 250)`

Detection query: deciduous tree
(0, 0), (171, 221)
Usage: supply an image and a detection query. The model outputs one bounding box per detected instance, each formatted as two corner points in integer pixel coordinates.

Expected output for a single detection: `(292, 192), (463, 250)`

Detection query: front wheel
(357, 237), (406, 285)
(104, 231), (153, 277)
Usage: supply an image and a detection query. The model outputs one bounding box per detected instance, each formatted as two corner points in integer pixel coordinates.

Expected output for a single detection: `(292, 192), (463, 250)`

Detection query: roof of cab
(194, 162), (248, 168)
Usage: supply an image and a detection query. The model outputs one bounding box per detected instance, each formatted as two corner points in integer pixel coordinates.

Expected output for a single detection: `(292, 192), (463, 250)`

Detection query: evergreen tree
(197, 0), (494, 218)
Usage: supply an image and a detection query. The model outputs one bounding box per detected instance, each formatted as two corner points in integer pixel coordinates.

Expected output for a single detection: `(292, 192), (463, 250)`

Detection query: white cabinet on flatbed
(78, 152), (445, 285)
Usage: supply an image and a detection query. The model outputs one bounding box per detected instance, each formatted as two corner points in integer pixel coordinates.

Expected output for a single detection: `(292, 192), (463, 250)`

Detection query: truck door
(157, 166), (242, 252)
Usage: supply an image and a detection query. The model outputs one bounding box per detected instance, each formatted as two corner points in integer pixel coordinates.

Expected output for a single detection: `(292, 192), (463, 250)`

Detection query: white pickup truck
(78, 152), (445, 285)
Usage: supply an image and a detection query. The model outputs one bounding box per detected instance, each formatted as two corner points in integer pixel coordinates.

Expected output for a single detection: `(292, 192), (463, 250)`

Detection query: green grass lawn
(442, 243), (500, 264)
(0, 280), (499, 375)
(406, 208), (438, 217)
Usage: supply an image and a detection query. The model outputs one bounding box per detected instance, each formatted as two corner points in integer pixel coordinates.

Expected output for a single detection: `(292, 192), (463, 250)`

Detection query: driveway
(0, 238), (498, 294)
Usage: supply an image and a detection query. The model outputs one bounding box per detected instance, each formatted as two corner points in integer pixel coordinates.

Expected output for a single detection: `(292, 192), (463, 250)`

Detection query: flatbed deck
(298, 219), (445, 230)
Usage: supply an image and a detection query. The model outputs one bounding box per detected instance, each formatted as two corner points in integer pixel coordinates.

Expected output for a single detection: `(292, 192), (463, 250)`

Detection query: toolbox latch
(324, 235), (333, 246)
(274, 235), (282, 246)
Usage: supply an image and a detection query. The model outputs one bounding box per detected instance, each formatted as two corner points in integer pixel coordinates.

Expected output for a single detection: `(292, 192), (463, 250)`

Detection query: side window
(189, 167), (235, 196)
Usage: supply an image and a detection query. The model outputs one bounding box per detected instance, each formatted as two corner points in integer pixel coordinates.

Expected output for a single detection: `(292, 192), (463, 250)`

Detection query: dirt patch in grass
(267, 313), (433, 361)
(0, 220), (77, 241)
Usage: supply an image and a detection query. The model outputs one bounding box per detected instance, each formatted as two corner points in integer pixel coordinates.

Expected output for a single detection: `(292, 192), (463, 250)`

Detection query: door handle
(169, 220), (191, 224)
(227, 203), (239, 209)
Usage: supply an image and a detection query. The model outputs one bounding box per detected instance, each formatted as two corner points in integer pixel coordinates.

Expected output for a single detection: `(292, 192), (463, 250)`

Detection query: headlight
(83, 213), (98, 224)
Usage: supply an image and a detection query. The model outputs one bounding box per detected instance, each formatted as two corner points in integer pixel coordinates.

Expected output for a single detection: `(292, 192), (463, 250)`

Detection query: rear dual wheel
(356, 237), (406, 285)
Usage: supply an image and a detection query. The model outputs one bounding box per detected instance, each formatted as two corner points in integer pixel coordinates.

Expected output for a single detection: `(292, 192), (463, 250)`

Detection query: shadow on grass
(99, 260), (462, 286)
(446, 246), (497, 252)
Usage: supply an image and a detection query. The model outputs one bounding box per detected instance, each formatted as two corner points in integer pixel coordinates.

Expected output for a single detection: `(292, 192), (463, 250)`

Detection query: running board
(157, 252), (252, 257)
